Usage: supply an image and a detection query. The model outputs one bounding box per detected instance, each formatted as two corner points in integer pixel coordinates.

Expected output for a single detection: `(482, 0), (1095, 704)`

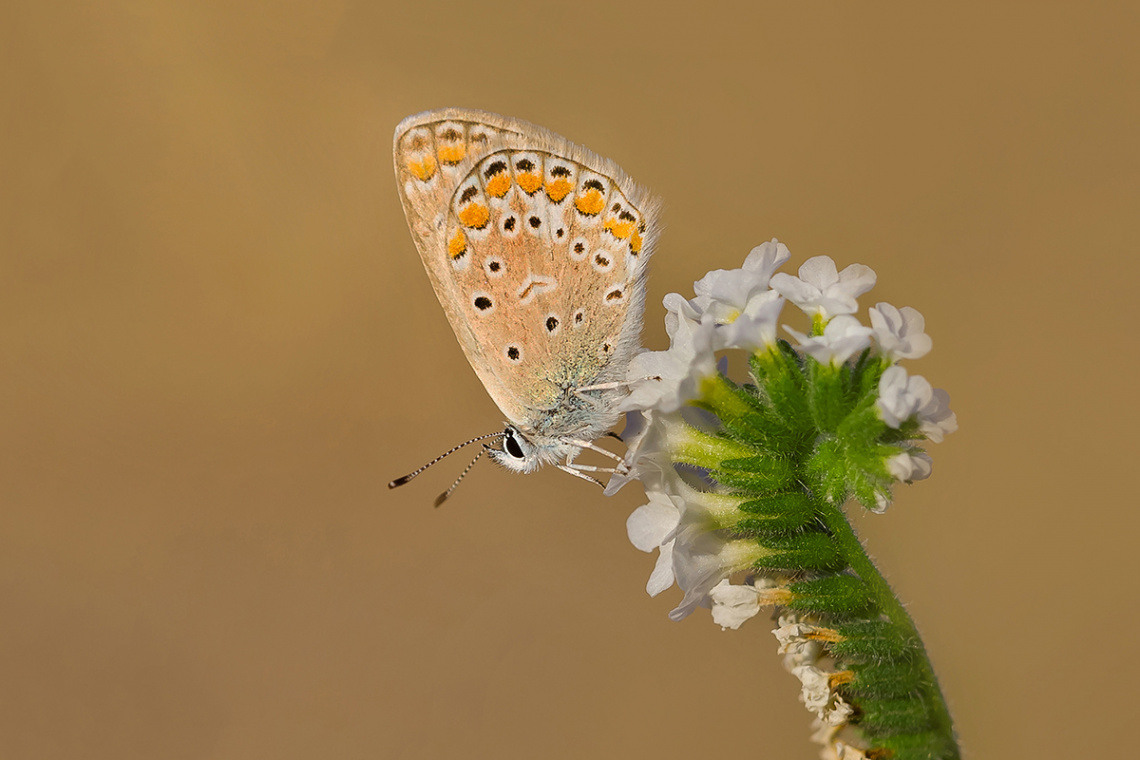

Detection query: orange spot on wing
(408, 155), (437, 181)
(517, 172), (542, 194)
(545, 178), (572, 202)
(575, 188), (605, 216)
(603, 218), (633, 239)
(448, 231), (467, 259)
(458, 203), (490, 229)
(437, 144), (467, 165)
(630, 228), (643, 253)
(485, 173), (510, 198)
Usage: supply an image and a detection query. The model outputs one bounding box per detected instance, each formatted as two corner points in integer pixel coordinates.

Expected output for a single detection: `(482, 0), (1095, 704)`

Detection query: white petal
(646, 542), (676, 596)
(620, 316), (717, 414)
(716, 294), (785, 352)
(662, 292), (702, 340)
(799, 256), (840, 289)
(775, 622), (824, 669)
(918, 388), (957, 443)
(907, 451), (933, 481)
(872, 491), (891, 514)
(835, 263), (877, 297)
(770, 271), (821, 308)
(886, 452), (911, 480)
(822, 695), (854, 727)
(741, 239), (792, 281)
(626, 493), (681, 551)
(772, 257), (876, 319)
(709, 580), (763, 630)
(876, 366), (932, 427)
(869, 302), (932, 361)
(785, 316), (872, 365)
(792, 664), (833, 713)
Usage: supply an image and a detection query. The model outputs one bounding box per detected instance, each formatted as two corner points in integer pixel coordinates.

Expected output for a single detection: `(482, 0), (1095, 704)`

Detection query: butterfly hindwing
(394, 109), (661, 432)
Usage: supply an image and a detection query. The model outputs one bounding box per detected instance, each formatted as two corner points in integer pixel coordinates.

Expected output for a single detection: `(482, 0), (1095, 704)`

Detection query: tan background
(3, 1), (1137, 758)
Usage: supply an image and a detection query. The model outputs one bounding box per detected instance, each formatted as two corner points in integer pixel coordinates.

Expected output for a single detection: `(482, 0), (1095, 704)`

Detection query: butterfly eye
(504, 432), (525, 459)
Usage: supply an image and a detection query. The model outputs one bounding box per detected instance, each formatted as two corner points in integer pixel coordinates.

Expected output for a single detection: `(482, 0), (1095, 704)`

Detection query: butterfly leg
(563, 449), (626, 478)
(574, 376), (662, 397)
(557, 464), (605, 489)
(565, 462), (624, 474)
(567, 438), (628, 466)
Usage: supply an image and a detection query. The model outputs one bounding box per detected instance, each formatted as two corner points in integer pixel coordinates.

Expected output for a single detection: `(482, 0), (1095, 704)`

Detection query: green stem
(815, 500), (960, 758)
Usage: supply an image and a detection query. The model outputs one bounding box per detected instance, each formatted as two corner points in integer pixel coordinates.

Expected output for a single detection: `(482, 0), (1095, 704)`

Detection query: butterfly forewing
(394, 109), (660, 433)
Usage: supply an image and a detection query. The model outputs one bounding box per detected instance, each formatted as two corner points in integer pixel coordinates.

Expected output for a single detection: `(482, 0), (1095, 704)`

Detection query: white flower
(918, 388), (957, 443)
(785, 315), (874, 366)
(709, 579), (763, 630)
(716, 292), (785, 353)
(668, 531), (761, 622)
(790, 665), (854, 725)
(886, 451), (933, 482)
(615, 412), (764, 617)
(873, 492), (891, 513)
(774, 620), (825, 670)
(876, 450), (934, 511)
(868, 302), (932, 361)
(692, 239), (791, 323)
(792, 665), (833, 702)
(604, 410), (682, 496)
(770, 256), (876, 320)
(876, 365), (933, 428)
(621, 297), (717, 414)
(626, 492), (682, 596)
(708, 576), (788, 630)
(666, 241), (791, 354)
(823, 696), (854, 727)
(662, 291), (702, 341)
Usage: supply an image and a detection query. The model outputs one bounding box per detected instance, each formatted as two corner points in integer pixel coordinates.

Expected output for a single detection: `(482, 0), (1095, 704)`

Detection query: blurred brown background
(2, 1), (1136, 758)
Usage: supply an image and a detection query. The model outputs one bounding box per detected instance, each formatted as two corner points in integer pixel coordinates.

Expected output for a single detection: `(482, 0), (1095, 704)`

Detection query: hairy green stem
(814, 499), (960, 758)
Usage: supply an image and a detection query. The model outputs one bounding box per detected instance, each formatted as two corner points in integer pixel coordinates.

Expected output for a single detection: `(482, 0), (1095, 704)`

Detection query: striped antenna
(433, 444), (491, 508)
(388, 432), (503, 489)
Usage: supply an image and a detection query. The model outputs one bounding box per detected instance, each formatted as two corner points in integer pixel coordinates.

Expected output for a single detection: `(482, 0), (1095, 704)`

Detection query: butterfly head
(487, 425), (545, 474)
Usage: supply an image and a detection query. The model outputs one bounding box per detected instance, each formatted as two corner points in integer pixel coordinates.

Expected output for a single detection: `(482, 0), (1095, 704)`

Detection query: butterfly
(389, 109), (661, 503)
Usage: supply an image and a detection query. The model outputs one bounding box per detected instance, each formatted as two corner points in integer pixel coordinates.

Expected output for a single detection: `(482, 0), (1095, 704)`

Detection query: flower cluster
(610, 240), (959, 760)
(614, 239), (956, 616)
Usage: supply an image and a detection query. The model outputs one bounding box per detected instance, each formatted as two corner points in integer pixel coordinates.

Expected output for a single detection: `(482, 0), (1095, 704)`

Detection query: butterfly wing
(394, 109), (661, 433)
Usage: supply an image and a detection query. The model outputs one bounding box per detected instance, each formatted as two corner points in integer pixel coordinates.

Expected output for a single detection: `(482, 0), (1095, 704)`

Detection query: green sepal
(831, 620), (913, 663)
(732, 380), (813, 457)
(835, 393), (888, 448)
(784, 573), (873, 614)
(710, 455), (797, 494)
(749, 343), (814, 441)
(844, 661), (924, 699)
(806, 359), (856, 433)
(734, 492), (817, 534)
(750, 533), (843, 572)
(850, 348), (878, 392)
(854, 697), (933, 736)
(804, 437), (849, 505)
(695, 374), (772, 445)
(670, 428), (757, 471)
(806, 438), (897, 509)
